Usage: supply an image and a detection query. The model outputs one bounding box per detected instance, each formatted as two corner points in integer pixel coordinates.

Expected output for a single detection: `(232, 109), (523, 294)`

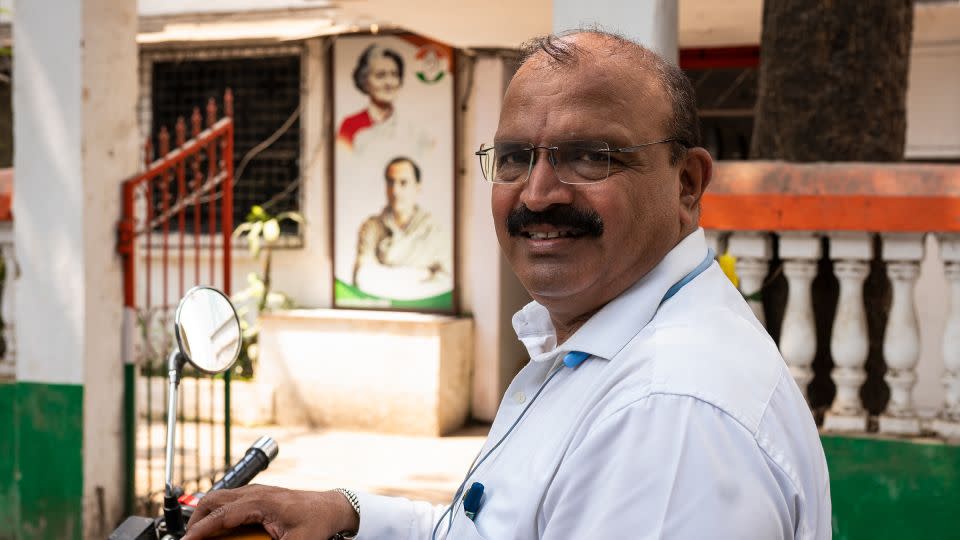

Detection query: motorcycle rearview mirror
(175, 286), (243, 374)
(162, 286), (242, 537)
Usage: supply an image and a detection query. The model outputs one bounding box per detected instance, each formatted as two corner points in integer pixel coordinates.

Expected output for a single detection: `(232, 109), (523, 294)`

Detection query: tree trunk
(751, 1), (914, 415)
(751, 0), (914, 162)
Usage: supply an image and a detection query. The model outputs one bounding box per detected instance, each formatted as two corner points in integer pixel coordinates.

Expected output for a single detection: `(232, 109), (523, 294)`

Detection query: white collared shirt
(356, 228), (832, 539)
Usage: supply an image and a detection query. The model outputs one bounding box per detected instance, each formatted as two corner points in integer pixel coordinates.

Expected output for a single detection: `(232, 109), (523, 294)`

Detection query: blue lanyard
(661, 248), (716, 306)
(562, 248), (715, 369)
(434, 249), (716, 538)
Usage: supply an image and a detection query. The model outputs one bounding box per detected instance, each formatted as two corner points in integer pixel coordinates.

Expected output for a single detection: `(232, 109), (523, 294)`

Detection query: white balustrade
(934, 234), (960, 439)
(0, 222), (15, 379)
(778, 233), (821, 398)
(878, 234), (925, 435)
(727, 232), (771, 326)
(822, 233), (872, 432)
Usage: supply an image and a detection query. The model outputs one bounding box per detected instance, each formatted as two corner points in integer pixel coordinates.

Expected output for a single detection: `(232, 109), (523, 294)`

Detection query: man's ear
(678, 147), (713, 228)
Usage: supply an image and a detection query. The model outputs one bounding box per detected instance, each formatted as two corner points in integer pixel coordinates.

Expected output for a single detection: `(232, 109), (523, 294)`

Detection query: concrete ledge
(259, 309), (474, 436)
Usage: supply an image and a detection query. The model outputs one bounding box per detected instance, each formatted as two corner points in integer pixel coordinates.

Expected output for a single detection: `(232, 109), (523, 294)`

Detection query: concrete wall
(10, 0), (138, 537)
(554, 0), (678, 63)
(81, 2), (139, 537)
(457, 53), (531, 419)
(905, 37), (960, 159)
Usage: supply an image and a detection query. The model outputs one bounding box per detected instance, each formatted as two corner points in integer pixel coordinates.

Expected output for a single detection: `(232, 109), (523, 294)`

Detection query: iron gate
(117, 90), (235, 514)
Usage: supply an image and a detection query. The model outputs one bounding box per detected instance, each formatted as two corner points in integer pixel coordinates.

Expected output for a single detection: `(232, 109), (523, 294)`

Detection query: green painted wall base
(0, 382), (83, 540)
(823, 434), (960, 540)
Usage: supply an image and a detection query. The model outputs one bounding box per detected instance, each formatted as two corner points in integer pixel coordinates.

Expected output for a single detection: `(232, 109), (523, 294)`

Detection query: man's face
(492, 50), (686, 319)
(385, 161), (420, 215)
(366, 54), (402, 105)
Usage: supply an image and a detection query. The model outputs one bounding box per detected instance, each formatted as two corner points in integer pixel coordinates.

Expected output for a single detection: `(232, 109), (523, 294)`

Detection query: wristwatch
(331, 488), (360, 540)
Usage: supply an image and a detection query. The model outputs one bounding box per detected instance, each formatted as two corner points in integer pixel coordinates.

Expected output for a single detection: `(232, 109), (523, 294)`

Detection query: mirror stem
(163, 350), (187, 536)
(164, 350), (186, 496)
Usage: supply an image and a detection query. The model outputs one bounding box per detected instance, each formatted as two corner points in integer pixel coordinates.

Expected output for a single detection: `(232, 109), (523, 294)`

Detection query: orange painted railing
(118, 91), (235, 306)
(116, 89), (235, 514)
(702, 161), (960, 232)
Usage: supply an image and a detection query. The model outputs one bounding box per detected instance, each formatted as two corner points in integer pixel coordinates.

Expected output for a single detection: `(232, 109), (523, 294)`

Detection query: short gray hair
(516, 29), (700, 164)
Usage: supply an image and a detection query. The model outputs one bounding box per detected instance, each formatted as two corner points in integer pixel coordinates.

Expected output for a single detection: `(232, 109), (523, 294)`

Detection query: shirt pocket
(447, 514), (489, 540)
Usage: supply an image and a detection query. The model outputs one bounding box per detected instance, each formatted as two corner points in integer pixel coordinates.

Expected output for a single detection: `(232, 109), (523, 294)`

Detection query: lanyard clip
(463, 482), (484, 521)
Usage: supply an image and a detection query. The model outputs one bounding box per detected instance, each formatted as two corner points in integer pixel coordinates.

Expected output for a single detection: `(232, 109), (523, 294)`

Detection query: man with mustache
(184, 30), (831, 540)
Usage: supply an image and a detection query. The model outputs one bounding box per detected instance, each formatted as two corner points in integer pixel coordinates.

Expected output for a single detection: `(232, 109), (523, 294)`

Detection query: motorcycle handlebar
(211, 436), (279, 492)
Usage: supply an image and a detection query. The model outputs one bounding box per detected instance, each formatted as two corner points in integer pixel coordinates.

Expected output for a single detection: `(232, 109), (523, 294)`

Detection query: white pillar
(13, 0), (138, 536)
(553, 0), (679, 64)
(727, 232), (772, 326)
(934, 234), (960, 439)
(822, 233), (872, 432)
(460, 54), (531, 421)
(878, 234), (925, 435)
(778, 232), (821, 398)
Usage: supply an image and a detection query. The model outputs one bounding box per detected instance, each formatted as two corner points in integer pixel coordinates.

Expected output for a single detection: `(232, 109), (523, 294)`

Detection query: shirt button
(513, 391), (527, 404)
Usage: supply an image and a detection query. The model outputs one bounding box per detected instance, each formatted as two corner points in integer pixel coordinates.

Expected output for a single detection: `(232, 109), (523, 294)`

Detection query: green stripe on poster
(335, 278), (453, 311)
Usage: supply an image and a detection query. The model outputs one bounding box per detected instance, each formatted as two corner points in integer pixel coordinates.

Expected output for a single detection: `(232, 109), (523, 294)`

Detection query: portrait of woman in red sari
(337, 45), (405, 149)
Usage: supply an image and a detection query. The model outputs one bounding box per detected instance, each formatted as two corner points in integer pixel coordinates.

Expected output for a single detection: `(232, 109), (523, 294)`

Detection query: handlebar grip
(210, 436), (279, 492)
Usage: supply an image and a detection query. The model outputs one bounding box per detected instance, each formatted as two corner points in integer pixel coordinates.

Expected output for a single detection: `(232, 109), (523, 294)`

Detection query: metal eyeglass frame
(474, 137), (691, 185)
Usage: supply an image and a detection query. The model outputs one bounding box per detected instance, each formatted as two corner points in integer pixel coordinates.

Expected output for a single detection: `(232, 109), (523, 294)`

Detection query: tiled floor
(138, 421), (490, 508)
(234, 423), (489, 504)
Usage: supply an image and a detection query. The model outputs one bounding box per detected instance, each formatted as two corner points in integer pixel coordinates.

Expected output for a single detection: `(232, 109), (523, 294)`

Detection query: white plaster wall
(81, 0), (139, 536)
(269, 38), (332, 308)
(905, 41), (960, 159)
(13, 0), (85, 385)
(553, 0), (679, 63)
(13, 0), (137, 535)
(458, 54), (531, 420)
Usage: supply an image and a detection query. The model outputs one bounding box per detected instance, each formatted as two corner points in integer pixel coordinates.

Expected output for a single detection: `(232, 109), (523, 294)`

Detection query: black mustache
(506, 204), (604, 237)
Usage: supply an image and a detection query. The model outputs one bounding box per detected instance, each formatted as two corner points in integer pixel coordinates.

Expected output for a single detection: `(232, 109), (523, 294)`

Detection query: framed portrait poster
(332, 34), (456, 312)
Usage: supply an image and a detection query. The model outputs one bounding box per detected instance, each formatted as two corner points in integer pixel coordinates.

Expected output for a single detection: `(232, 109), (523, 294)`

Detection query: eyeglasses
(475, 138), (689, 185)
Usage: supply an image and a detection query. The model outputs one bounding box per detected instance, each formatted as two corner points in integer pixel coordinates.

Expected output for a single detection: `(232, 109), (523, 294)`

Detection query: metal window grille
(150, 51), (302, 236)
(685, 67), (758, 160)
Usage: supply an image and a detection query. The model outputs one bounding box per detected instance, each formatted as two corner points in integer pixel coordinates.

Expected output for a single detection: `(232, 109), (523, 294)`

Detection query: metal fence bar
(118, 90), (235, 513)
(222, 91), (235, 467)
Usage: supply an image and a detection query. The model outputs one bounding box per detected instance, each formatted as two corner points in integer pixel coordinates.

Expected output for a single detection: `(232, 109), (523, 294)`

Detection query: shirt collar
(511, 228), (711, 363)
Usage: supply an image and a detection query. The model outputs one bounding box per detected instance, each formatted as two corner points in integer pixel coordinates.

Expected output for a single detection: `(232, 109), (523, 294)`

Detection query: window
(684, 66), (758, 161)
(147, 48), (302, 237)
(680, 46), (760, 161)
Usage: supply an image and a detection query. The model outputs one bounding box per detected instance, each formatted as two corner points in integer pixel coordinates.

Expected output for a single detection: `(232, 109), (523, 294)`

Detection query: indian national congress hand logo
(415, 44), (447, 84)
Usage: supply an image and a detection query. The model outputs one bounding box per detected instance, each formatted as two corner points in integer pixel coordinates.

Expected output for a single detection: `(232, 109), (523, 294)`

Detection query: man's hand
(182, 485), (359, 540)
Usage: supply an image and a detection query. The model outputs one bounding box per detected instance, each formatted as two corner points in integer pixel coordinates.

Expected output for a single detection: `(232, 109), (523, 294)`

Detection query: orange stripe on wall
(701, 193), (960, 232)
